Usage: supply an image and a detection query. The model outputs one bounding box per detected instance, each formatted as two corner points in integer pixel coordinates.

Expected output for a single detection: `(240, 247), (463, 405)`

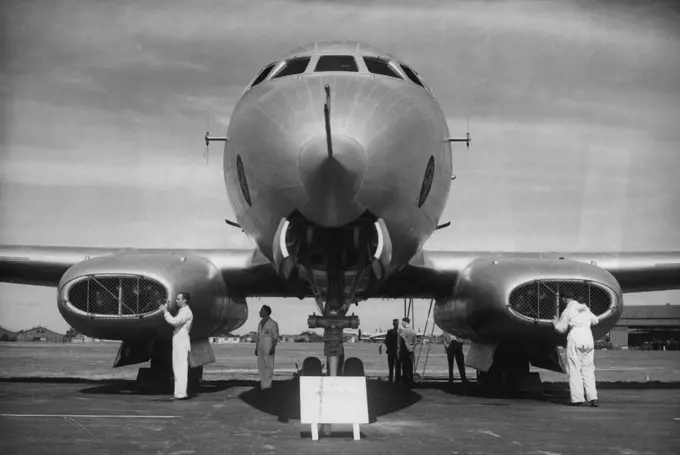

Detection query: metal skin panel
(224, 66), (451, 276)
(433, 257), (623, 344)
(56, 253), (247, 341)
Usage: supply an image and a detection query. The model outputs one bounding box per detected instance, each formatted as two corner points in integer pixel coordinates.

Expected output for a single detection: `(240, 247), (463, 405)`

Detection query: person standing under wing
(552, 288), (601, 407)
(255, 304), (279, 392)
(443, 331), (468, 384)
(384, 318), (402, 382)
(160, 293), (194, 400)
(399, 317), (417, 383)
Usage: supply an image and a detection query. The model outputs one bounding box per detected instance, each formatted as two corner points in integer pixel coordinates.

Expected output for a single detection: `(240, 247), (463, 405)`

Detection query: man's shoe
(173, 396), (189, 401)
(571, 402), (584, 407)
(590, 400), (599, 407)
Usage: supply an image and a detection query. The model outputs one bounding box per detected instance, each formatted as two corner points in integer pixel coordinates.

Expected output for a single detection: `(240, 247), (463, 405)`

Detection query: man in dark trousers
(443, 331), (468, 384)
(383, 319), (401, 382)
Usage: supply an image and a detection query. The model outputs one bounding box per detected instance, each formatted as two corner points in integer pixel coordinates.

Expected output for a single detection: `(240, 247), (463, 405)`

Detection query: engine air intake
(509, 280), (614, 321)
(66, 275), (167, 318)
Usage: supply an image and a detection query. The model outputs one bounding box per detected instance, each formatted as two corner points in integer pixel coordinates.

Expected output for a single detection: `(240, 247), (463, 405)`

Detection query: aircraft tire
(342, 357), (365, 376)
(301, 356), (323, 376)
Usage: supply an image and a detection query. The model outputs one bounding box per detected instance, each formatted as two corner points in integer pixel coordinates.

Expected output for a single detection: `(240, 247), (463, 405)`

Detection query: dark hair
(178, 292), (191, 303)
(560, 288), (574, 300)
(261, 305), (272, 316)
(402, 317), (410, 323)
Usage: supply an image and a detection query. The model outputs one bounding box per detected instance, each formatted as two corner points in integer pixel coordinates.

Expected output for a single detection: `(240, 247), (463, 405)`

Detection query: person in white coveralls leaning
(160, 292), (194, 400)
(552, 288), (601, 407)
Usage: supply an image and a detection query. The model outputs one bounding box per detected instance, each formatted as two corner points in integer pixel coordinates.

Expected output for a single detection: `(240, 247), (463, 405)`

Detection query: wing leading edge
(1, 245), (679, 299)
(0, 245), (289, 297)
(380, 250), (680, 298)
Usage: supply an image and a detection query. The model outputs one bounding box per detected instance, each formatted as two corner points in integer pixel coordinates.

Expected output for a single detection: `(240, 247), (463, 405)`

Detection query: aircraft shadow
(238, 378), (422, 423)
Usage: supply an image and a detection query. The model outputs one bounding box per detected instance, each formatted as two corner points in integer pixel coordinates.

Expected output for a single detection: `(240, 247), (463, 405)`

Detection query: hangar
(0, 326), (18, 342)
(610, 305), (680, 348)
(15, 324), (66, 343)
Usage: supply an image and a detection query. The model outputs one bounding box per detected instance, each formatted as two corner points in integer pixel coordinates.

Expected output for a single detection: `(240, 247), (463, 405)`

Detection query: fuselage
(223, 41), (452, 283)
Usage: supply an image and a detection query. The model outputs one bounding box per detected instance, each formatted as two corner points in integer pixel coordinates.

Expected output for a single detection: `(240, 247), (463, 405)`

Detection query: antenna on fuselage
(204, 115), (229, 164)
(446, 117), (472, 180)
(323, 84), (333, 158)
(446, 124), (471, 148)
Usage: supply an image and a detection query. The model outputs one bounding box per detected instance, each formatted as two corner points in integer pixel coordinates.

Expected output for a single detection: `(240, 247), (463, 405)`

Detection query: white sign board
(300, 376), (369, 425)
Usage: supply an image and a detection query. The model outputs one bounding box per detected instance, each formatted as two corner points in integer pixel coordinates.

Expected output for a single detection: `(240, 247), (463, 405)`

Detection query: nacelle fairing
(434, 257), (623, 345)
(57, 253), (248, 340)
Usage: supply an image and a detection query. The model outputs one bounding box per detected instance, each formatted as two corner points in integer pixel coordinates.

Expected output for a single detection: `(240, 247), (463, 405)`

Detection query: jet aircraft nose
(298, 134), (366, 227)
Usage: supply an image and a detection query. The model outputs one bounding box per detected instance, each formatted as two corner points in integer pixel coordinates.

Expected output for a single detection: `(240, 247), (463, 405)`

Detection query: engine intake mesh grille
(67, 276), (167, 318)
(509, 280), (612, 321)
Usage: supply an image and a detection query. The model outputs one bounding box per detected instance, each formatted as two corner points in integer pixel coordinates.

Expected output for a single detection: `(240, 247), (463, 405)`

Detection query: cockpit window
(363, 57), (402, 79)
(272, 57), (311, 79)
(314, 55), (358, 72)
(250, 63), (276, 88)
(400, 64), (425, 88)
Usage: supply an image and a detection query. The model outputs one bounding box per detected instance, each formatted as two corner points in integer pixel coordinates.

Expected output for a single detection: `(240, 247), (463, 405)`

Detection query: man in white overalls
(161, 293), (193, 400)
(553, 288), (601, 407)
(255, 305), (279, 391)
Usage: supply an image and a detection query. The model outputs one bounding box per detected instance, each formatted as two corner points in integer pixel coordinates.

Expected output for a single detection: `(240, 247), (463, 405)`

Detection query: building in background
(0, 326), (18, 342)
(610, 304), (680, 349)
(15, 324), (66, 343)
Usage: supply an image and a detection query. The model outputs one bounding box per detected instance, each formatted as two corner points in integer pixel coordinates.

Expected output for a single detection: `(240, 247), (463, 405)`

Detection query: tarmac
(1, 378), (679, 455)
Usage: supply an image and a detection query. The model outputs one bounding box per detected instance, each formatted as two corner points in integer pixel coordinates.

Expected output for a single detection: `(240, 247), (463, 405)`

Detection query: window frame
(362, 56), (403, 79)
(246, 62), (277, 91)
(398, 62), (431, 91)
(270, 56), (312, 79)
(314, 55), (359, 73)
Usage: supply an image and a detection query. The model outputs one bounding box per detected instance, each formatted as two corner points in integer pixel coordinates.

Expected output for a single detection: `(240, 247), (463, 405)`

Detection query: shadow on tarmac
(238, 378), (422, 423)
(3, 377), (678, 408)
(407, 379), (680, 406)
(77, 379), (251, 397)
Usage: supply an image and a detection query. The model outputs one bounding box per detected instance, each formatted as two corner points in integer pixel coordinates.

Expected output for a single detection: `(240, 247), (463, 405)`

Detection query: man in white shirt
(553, 288), (601, 407)
(398, 317), (417, 383)
(255, 305), (279, 391)
(161, 293), (194, 400)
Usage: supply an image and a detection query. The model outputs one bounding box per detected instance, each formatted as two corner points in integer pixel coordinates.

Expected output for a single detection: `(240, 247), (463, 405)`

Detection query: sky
(1, 0), (679, 335)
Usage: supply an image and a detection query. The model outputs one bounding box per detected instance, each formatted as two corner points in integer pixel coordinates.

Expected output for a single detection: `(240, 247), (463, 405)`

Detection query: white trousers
(566, 331), (598, 403)
(172, 335), (191, 398)
(257, 338), (275, 389)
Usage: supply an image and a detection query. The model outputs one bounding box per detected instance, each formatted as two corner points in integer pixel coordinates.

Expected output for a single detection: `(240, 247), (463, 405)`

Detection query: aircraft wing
(2, 245), (679, 299)
(0, 245), (289, 296)
(378, 250), (680, 298)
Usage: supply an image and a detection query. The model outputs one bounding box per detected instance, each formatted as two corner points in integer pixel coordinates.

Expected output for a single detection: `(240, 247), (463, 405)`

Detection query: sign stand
(300, 376), (369, 441)
(309, 423), (361, 441)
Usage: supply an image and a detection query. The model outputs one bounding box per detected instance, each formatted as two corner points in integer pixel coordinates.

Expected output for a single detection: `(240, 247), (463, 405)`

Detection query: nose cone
(298, 134), (366, 226)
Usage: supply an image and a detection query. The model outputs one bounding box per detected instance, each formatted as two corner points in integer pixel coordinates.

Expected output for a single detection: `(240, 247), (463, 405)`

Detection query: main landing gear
(298, 244), (370, 379)
(304, 313), (363, 377)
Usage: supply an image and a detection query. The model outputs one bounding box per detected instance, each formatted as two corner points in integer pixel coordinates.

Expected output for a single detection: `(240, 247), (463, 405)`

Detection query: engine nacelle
(434, 257), (623, 345)
(57, 252), (248, 340)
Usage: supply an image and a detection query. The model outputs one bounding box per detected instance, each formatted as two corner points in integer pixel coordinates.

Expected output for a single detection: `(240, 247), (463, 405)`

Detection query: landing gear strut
(307, 314), (359, 376)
